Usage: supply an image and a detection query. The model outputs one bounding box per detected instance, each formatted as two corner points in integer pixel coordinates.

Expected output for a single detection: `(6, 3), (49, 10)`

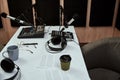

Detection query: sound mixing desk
(18, 25), (45, 38)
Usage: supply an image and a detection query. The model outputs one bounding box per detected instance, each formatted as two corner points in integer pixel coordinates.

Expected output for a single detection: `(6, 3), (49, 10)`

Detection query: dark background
(7, 0), (33, 27)
(90, 0), (116, 26)
(64, 0), (88, 27)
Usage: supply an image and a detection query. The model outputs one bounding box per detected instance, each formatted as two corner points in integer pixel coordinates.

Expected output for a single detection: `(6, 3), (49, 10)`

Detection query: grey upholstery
(81, 37), (120, 80)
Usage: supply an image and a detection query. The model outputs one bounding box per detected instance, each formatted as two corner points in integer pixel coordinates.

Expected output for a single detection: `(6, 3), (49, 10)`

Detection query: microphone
(1, 12), (33, 26)
(65, 14), (79, 28)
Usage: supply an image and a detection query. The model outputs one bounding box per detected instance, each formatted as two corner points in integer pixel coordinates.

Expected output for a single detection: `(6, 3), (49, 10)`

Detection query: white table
(0, 26), (90, 80)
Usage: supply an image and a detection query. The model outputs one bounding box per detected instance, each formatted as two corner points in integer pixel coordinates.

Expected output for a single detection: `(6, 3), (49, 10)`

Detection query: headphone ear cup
(51, 36), (61, 45)
(1, 58), (15, 73)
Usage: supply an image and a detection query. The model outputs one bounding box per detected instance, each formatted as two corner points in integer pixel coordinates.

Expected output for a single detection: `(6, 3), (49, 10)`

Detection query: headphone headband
(46, 36), (67, 52)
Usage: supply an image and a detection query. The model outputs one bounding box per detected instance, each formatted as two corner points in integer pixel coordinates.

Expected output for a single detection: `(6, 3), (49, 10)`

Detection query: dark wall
(36, 0), (60, 25)
(90, 0), (116, 27)
(7, 0), (33, 27)
(64, 0), (88, 27)
(6, 0), (118, 27)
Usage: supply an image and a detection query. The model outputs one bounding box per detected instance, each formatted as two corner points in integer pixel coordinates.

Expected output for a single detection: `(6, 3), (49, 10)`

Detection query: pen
(22, 43), (38, 45)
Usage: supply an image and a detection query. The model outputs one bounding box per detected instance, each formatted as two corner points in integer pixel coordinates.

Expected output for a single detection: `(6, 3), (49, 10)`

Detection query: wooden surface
(75, 27), (114, 43)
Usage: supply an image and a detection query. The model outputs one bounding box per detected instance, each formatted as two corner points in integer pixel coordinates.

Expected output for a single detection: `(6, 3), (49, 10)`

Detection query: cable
(44, 26), (50, 34)
(17, 41), (34, 54)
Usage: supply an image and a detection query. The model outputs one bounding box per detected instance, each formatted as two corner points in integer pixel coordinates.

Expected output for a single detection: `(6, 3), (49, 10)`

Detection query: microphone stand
(60, 5), (63, 26)
(59, 5), (64, 31)
(17, 4), (45, 38)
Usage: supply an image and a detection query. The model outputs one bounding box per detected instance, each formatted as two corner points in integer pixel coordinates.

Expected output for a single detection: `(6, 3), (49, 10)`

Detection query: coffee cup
(60, 55), (72, 71)
(2, 45), (19, 61)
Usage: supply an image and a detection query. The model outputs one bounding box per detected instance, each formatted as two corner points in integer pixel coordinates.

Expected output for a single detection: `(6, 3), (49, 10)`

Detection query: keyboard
(51, 30), (74, 40)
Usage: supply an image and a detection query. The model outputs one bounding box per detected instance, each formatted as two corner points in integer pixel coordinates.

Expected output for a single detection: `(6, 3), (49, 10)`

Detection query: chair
(81, 37), (120, 80)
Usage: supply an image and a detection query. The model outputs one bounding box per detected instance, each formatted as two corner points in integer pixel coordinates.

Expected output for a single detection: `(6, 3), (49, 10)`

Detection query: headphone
(0, 58), (20, 80)
(46, 29), (67, 53)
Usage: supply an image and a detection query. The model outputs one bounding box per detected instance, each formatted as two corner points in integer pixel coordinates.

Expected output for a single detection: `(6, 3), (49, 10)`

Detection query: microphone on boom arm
(51, 14), (79, 39)
(0, 12), (45, 38)
(65, 14), (79, 28)
(0, 12), (33, 26)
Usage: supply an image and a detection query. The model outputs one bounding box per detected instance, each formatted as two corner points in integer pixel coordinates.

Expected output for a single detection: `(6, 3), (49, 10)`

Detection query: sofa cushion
(89, 68), (120, 80)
